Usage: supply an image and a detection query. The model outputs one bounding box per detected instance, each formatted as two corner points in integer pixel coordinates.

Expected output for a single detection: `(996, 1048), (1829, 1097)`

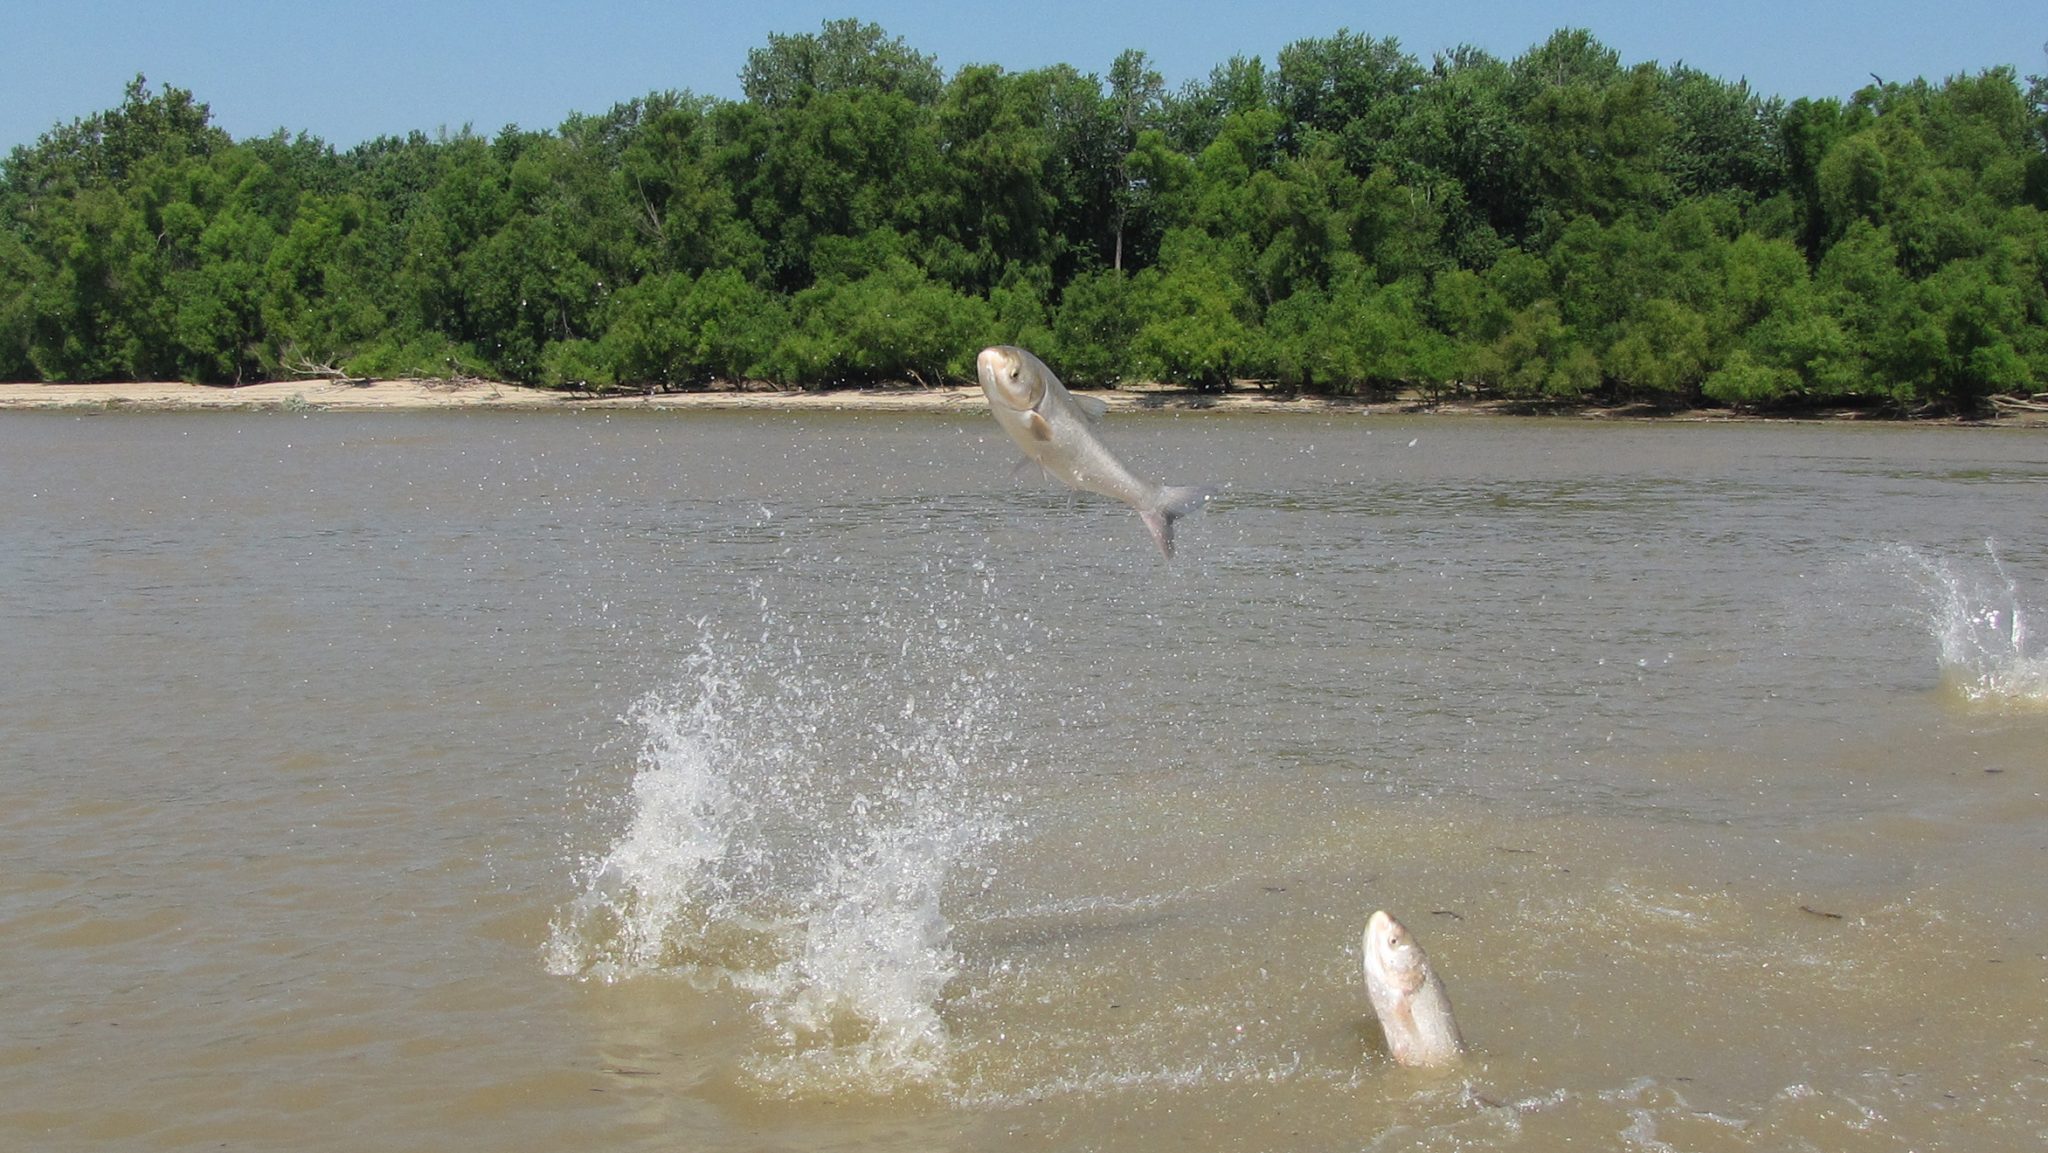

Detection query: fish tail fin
(1140, 484), (1220, 559)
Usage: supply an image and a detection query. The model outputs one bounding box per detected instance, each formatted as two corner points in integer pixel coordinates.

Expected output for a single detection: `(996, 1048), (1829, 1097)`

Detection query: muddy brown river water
(3, 409), (2045, 1150)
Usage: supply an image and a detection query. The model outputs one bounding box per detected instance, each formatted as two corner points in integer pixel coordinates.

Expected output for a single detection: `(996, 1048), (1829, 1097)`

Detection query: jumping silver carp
(975, 345), (1214, 558)
(1363, 909), (1465, 1068)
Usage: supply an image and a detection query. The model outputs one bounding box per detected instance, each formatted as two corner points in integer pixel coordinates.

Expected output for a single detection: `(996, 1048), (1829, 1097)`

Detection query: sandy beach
(0, 377), (1384, 416)
(2, 377), (2040, 423)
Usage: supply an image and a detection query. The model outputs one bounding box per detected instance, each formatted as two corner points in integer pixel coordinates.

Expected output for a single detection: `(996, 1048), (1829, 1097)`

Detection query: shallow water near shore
(3, 409), (2046, 1151)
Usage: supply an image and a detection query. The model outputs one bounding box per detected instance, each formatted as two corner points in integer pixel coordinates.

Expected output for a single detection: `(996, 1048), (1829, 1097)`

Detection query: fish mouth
(976, 346), (1041, 410)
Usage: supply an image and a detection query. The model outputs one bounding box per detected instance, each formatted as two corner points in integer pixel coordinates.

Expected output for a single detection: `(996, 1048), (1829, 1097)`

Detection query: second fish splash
(1889, 540), (2048, 707)
(545, 596), (1025, 1093)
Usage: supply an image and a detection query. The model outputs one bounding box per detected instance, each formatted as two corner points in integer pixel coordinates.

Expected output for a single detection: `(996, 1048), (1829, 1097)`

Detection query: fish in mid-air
(1362, 909), (1465, 1068)
(974, 345), (1215, 558)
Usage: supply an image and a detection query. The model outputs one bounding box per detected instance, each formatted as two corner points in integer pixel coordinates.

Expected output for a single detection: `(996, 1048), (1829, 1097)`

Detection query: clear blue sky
(4, 1), (2041, 153)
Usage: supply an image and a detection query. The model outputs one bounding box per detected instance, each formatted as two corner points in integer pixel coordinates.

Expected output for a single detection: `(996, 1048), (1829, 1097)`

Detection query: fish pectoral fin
(1023, 411), (1055, 442)
(1073, 394), (1108, 424)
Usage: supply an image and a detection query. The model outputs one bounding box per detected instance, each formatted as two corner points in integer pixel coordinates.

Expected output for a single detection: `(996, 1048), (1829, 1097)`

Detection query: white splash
(749, 795), (989, 1092)
(543, 652), (742, 982)
(1890, 541), (2048, 706)
(545, 604), (1016, 1093)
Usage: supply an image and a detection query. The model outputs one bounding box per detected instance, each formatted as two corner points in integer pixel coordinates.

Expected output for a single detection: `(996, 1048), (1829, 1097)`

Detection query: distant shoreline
(2, 378), (2042, 425)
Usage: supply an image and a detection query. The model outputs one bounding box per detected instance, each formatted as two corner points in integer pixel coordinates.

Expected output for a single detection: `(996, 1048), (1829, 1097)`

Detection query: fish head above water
(1362, 908), (1465, 1067)
(1363, 909), (1428, 996)
(976, 345), (1048, 413)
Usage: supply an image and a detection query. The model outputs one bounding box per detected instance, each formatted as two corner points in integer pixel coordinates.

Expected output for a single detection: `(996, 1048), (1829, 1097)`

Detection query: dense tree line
(4, 20), (2046, 411)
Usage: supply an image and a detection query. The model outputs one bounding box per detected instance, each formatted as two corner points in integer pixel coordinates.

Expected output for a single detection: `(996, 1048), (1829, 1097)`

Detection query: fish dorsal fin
(1073, 393), (1108, 424)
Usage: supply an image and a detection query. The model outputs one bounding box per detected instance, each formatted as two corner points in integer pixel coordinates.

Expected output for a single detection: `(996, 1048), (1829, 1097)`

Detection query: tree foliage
(3, 26), (2045, 413)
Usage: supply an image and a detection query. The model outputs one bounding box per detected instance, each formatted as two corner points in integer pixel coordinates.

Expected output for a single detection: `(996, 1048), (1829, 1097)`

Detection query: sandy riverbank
(0, 377), (1400, 415)
(2, 377), (2040, 424)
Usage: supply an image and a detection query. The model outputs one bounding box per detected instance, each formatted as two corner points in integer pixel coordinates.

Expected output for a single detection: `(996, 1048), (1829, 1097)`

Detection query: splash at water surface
(1889, 541), (2048, 706)
(546, 597), (1019, 1094)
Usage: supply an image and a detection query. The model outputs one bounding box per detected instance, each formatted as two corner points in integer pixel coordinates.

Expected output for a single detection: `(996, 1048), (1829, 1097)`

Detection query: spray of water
(750, 793), (986, 1090)
(1889, 541), (2048, 706)
(545, 593), (1020, 1092)
(542, 648), (749, 982)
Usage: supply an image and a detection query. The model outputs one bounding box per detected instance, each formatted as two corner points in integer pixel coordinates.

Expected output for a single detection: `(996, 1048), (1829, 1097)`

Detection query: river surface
(3, 409), (2046, 1151)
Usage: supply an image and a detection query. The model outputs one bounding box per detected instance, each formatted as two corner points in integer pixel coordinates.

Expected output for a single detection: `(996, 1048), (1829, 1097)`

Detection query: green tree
(22, 183), (158, 379)
(1265, 270), (1456, 395)
(158, 150), (286, 381)
(1106, 49), (1169, 272)
(1708, 231), (1859, 405)
(922, 64), (1055, 292)
(765, 256), (992, 386)
(1032, 63), (1129, 279)
(1131, 229), (1258, 389)
(717, 85), (937, 292)
(600, 267), (784, 387)
(740, 18), (943, 109)
(8, 77), (246, 381)
(1660, 66), (1783, 203)
(1512, 31), (1676, 234)
(3, 30), (2042, 404)
(1605, 297), (1712, 401)
(3, 75), (228, 198)
(1045, 268), (1142, 385)
(1779, 96), (1865, 259)
(1158, 54), (1271, 157)
(1484, 298), (1599, 399)
(1397, 46), (1525, 259)
(0, 225), (45, 379)
(1273, 30), (1426, 171)
(262, 192), (391, 371)
(1898, 257), (2037, 410)
(610, 92), (759, 278)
